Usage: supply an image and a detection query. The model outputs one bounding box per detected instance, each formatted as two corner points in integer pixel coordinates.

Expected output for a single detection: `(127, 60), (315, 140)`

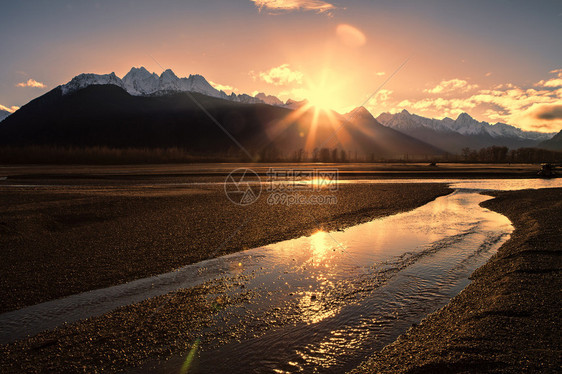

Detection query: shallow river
(1, 178), (561, 373)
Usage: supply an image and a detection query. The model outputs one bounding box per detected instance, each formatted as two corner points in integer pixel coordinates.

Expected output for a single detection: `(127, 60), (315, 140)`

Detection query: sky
(1, 0), (561, 132)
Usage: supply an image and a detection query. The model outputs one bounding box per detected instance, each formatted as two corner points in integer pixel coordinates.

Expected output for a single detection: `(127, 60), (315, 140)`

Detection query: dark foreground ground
(353, 188), (562, 373)
(0, 172), (451, 312)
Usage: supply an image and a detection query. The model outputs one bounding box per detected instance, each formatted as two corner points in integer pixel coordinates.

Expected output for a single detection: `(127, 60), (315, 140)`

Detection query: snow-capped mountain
(378, 110), (555, 141)
(62, 67), (270, 105)
(376, 110), (556, 153)
(283, 99), (309, 110)
(61, 72), (124, 95)
(0, 109), (11, 122)
(255, 92), (283, 106)
(537, 130), (562, 151)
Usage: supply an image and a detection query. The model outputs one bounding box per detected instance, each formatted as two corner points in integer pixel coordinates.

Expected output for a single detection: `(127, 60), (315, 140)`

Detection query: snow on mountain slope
(255, 92), (283, 106)
(378, 110), (555, 141)
(0, 109), (11, 122)
(61, 72), (125, 95)
(122, 67), (159, 95)
(61, 67), (275, 105)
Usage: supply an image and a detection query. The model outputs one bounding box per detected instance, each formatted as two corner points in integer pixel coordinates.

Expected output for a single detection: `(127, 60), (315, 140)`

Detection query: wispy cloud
(336, 24), (366, 47)
(16, 78), (46, 88)
(368, 89), (393, 106)
(384, 71), (562, 132)
(209, 81), (236, 93)
(533, 104), (562, 120)
(535, 68), (562, 88)
(250, 0), (338, 15)
(424, 79), (478, 94)
(0, 104), (19, 113)
(251, 64), (304, 86)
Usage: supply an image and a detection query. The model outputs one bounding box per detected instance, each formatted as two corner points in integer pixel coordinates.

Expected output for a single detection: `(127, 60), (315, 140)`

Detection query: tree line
(461, 146), (561, 163)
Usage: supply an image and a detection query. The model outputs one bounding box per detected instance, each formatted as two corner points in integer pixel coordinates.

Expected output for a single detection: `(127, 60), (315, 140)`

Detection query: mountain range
(0, 109), (10, 122)
(377, 110), (556, 154)
(0, 73), (441, 159)
(0, 67), (559, 157)
(61, 67), (276, 106)
(537, 130), (562, 151)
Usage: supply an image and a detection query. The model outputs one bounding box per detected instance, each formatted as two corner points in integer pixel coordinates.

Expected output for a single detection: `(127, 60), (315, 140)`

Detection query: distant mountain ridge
(377, 110), (556, 153)
(61, 67), (284, 106)
(0, 109), (10, 122)
(0, 85), (442, 159)
(537, 130), (562, 151)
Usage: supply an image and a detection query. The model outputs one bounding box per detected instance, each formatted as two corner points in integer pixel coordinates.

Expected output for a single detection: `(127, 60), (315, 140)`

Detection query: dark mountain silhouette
(0, 109), (10, 122)
(0, 85), (443, 160)
(377, 110), (554, 153)
(537, 130), (562, 151)
(342, 107), (444, 157)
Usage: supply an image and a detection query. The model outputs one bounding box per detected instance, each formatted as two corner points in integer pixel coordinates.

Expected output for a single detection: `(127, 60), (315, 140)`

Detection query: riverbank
(0, 182), (451, 312)
(353, 187), (562, 373)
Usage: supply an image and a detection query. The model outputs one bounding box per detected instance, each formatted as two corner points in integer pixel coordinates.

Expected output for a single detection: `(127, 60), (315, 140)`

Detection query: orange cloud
(0, 104), (19, 113)
(250, 0), (337, 15)
(16, 78), (46, 88)
(392, 73), (562, 132)
(336, 24), (367, 47)
(532, 104), (562, 121)
(209, 81), (236, 93)
(368, 89), (393, 106)
(253, 64), (304, 86)
(424, 79), (478, 94)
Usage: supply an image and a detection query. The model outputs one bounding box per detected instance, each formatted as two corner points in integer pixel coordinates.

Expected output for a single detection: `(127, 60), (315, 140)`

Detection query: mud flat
(0, 180), (451, 312)
(353, 187), (562, 373)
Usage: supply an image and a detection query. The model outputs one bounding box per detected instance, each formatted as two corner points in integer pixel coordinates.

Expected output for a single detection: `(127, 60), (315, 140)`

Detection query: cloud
(535, 68), (562, 88)
(375, 72), (386, 76)
(533, 104), (562, 120)
(16, 79), (46, 88)
(424, 79), (478, 94)
(252, 64), (303, 86)
(396, 97), (476, 119)
(336, 24), (366, 47)
(209, 81), (236, 93)
(368, 89), (393, 106)
(0, 104), (19, 113)
(373, 69), (562, 132)
(250, 0), (338, 15)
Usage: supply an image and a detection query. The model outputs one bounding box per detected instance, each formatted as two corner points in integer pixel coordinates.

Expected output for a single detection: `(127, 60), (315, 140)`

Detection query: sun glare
(301, 69), (345, 112)
(305, 86), (341, 112)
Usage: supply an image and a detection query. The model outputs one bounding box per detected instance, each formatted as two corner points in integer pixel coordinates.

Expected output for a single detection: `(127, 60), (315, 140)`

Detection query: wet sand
(0, 180), (451, 313)
(0, 177), (453, 373)
(353, 188), (562, 373)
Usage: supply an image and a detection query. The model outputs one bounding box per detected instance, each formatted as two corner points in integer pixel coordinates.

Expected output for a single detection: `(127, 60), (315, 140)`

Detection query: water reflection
(154, 189), (513, 374)
(1, 179), (559, 373)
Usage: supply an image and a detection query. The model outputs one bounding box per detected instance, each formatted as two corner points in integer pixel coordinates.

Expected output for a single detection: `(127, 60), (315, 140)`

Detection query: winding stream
(1, 178), (561, 373)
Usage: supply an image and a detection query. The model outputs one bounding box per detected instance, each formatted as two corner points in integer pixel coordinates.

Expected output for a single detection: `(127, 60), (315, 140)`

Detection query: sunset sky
(1, 0), (561, 132)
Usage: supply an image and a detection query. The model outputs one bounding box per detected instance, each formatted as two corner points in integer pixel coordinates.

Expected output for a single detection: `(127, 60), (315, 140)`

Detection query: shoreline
(352, 187), (562, 373)
(0, 182), (454, 373)
(0, 182), (451, 313)
(1, 182), (559, 373)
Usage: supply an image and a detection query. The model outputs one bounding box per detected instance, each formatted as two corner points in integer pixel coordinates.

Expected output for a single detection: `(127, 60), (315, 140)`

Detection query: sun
(305, 86), (341, 112)
(300, 68), (346, 113)
(304, 82), (342, 112)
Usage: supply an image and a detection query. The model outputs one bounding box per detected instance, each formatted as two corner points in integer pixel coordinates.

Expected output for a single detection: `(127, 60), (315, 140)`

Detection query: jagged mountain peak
(377, 109), (557, 153)
(456, 112), (473, 121)
(255, 92), (283, 106)
(347, 106), (374, 120)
